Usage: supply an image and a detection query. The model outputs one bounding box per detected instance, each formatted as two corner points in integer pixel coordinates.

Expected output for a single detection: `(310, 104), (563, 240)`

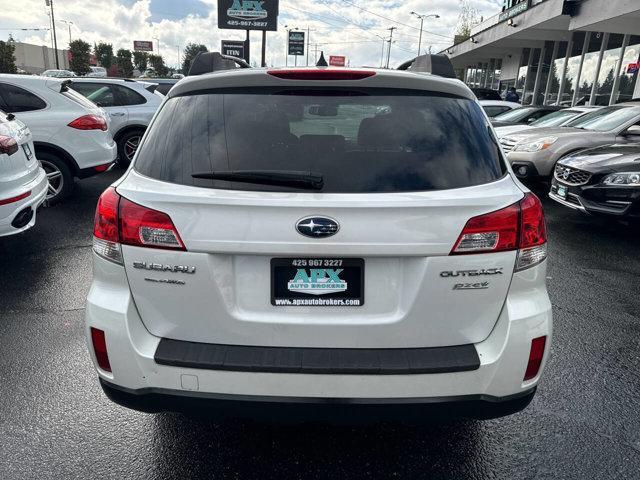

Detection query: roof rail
(397, 54), (456, 79)
(187, 52), (250, 76)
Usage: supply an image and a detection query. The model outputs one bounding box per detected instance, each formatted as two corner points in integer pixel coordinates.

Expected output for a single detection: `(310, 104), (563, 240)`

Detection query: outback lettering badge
(133, 262), (196, 274)
(439, 268), (503, 277)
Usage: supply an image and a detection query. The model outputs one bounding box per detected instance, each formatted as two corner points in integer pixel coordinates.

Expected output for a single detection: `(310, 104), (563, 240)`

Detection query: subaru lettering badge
(296, 216), (339, 238)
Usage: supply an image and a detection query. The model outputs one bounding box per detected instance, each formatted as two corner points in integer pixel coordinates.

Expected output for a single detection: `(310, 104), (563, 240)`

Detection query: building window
(561, 31), (586, 106)
(576, 33), (604, 105)
(516, 48), (530, 102)
(546, 41), (568, 105)
(523, 48), (541, 105)
(594, 34), (625, 106)
(616, 35), (640, 103)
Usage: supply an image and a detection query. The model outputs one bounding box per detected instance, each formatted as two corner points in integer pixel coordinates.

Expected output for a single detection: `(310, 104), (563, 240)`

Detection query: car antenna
(316, 51), (328, 67)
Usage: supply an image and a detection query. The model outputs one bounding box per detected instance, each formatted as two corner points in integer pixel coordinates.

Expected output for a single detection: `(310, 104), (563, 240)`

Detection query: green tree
(69, 39), (91, 75)
(132, 51), (148, 72)
(116, 49), (133, 77)
(148, 54), (168, 77)
(181, 43), (208, 74)
(455, 0), (480, 41)
(94, 42), (114, 70)
(0, 39), (17, 74)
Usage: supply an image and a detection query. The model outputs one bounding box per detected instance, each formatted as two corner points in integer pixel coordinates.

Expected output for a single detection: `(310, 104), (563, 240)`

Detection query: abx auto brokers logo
(287, 268), (347, 296)
(227, 0), (268, 20)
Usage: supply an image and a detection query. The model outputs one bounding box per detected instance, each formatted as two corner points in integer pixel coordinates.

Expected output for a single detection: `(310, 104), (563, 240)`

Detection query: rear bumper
(85, 254), (553, 416)
(100, 378), (536, 420)
(0, 167), (48, 237)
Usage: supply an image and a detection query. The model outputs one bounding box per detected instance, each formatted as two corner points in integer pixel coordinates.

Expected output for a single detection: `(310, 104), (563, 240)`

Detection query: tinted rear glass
(135, 88), (505, 193)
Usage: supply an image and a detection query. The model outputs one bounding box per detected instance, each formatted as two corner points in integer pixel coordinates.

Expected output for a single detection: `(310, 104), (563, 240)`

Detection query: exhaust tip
(11, 207), (33, 229)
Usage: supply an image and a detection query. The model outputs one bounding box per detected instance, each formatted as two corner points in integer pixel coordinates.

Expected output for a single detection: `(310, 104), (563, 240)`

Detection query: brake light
(119, 197), (185, 250)
(524, 336), (547, 381)
(90, 327), (112, 372)
(93, 162), (112, 173)
(92, 187), (184, 264)
(451, 193), (547, 270)
(0, 190), (31, 206)
(0, 135), (19, 156)
(267, 69), (376, 81)
(68, 114), (107, 131)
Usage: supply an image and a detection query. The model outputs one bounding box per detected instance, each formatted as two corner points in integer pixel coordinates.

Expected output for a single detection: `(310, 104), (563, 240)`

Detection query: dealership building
(443, 0), (640, 106)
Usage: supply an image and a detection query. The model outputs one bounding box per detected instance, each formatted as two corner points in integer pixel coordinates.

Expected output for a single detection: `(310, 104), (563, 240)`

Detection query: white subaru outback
(86, 56), (552, 421)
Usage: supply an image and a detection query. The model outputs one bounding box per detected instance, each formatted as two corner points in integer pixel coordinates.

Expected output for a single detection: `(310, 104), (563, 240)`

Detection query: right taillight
(452, 192), (547, 271)
(524, 335), (547, 381)
(68, 114), (107, 131)
(92, 187), (184, 264)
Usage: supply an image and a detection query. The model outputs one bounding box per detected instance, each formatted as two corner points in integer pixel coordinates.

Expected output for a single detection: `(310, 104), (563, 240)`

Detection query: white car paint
(85, 67), (552, 415)
(494, 106), (598, 138)
(479, 100), (522, 118)
(0, 111), (47, 236)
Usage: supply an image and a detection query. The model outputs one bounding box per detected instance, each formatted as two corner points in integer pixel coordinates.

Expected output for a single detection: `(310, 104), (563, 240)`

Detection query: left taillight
(92, 187), (185, 264)
(451, 192), (547, 271)
(68, 114), (107, 131)
(0, 135), (19, 156)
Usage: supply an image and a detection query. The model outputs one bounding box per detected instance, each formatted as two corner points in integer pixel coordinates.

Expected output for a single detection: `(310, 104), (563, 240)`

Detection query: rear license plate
(271, 258), (364, 306)
(22, 143), (33, 162)
(557, 185), (567, 198)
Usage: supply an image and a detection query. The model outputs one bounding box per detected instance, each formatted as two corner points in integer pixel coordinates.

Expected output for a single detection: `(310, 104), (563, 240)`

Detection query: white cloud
(1, 0), (503, 68)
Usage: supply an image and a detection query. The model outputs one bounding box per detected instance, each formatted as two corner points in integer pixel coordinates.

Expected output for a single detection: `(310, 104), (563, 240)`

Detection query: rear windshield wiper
(192, 170), (324, 190)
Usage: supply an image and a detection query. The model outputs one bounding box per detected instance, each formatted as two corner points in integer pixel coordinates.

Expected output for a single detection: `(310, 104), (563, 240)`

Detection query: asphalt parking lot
(1, 170), (639, 479)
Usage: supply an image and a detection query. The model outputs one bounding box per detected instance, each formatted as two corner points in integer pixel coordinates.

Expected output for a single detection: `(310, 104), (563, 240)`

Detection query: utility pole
(45, 0), (60, 69)
(386, 27), (396, 69)
(411, 12), (440, 56)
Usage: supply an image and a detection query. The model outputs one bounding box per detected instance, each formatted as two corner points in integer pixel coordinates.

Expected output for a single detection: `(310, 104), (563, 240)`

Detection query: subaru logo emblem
(296, 216), (339, 238)
(562, 168), (571, 180)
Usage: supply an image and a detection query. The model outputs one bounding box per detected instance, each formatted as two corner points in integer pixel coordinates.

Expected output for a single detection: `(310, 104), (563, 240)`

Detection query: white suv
(69, 79), (162, 165)
(0, 110), (48, 236)
(86, 59), (552, 421)
(0, 75), (116, 204)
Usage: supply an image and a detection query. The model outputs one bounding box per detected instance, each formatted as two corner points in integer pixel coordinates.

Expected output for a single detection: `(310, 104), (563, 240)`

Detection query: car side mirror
(623, 125), (640, 136)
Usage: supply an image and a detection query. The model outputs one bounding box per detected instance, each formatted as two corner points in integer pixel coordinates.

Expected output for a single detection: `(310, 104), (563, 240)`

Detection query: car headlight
(513, 137), (558, 152)
(602, 172), (640, 186)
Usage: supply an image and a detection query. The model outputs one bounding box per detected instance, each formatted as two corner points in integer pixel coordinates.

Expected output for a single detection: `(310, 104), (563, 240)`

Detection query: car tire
(38, 151), (74, 205)
(117, 129), (145, 167)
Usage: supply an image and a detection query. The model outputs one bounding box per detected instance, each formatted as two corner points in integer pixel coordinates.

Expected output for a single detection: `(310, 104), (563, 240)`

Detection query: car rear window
(134, 88), (505, 193)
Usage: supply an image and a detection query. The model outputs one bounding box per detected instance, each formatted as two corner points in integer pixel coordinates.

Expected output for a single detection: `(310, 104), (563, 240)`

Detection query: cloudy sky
(2, 0), (502, 68)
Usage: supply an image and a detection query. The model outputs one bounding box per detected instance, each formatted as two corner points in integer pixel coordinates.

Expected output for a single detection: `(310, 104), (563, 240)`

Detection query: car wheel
(117, 130), (144, 167)
(38, 152), (74, 205)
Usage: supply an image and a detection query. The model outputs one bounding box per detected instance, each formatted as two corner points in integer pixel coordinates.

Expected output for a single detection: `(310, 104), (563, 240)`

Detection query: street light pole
(45, 0), (60, 69)
(59, 20), (73, 45)
(410, 12), (440, 57)
(375, 34), (386, 69)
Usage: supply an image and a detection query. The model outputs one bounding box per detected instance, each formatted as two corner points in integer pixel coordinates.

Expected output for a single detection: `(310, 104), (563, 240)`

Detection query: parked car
(0, 109), (48, 236)
(479, 100), (522, 118)
(142, 78), (179, 96)
(549, 144), (640, 218)
(494, 106), (599, 138)
(471, 87), (502, 101)
(0, 74), (116, 204)
(41, 69), (76, 78)
(68, 78), (162, 165)
(501, 103), (640, 180)
(491, 106), (563, 127)
(86, 58), (551, 421)
(86, 66), (108, 78)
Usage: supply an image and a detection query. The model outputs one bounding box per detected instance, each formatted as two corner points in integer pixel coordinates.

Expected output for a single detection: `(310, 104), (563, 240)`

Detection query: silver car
(500, 103), (640, 179)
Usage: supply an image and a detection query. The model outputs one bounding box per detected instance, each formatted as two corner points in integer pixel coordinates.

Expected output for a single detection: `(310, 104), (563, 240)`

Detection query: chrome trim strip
(548, 192), (586, 212)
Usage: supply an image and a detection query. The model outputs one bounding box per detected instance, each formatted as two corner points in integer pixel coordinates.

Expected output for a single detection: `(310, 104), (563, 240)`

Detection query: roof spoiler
(397, 54), (456, 79)
(187, 52), (250, 76)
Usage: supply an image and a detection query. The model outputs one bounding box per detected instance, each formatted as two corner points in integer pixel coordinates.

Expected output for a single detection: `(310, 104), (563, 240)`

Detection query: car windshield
(531, 110), (582, 127)
(135, 88), (505, 193)
(568, 106), (640, 131)
(493, 107), (537, 122)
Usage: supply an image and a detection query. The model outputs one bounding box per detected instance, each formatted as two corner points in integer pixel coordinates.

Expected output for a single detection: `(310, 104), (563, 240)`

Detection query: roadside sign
(221, 40), (246, 59)
(133, 40), (153, 52)
(627, 62), (639, 74)
(288, 31), (305, 56)
(218, 0), (279, 31)
(329, 55), (346, 67)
